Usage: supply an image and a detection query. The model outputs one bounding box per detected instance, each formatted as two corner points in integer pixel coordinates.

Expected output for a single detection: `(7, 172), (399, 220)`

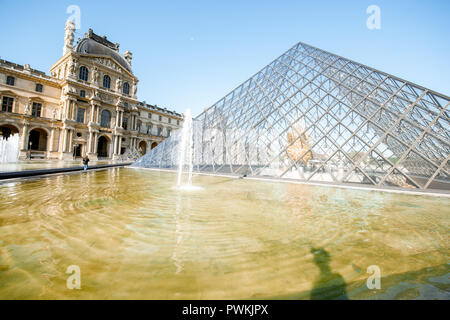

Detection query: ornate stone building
(0, 21), (183, 160)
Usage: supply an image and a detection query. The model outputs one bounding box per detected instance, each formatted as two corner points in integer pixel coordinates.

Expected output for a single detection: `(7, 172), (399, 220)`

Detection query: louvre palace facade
(0, 20), (183, 161)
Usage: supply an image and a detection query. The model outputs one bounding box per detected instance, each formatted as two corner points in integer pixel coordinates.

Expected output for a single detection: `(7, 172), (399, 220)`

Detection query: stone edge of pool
(0, 163), (132, 180)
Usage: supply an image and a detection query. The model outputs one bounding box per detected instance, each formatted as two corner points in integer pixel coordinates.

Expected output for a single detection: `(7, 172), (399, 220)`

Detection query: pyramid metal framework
(134, 42), (450, 192)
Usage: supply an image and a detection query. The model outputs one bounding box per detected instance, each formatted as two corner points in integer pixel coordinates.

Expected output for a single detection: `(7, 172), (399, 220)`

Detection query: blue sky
(0, 0), (449, 116)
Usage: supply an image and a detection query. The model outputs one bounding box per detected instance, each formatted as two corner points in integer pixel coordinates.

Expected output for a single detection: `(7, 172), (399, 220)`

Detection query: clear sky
(0, 0), (449, 116)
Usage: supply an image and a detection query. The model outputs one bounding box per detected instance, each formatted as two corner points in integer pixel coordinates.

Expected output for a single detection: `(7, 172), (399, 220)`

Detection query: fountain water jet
(177, 109), (195, 188)
(0, 134), (20, 163)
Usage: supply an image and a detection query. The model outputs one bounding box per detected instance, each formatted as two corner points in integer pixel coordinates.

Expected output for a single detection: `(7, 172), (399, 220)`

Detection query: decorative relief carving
(95, 58), (121, 72)
(98, 92), (115, 104)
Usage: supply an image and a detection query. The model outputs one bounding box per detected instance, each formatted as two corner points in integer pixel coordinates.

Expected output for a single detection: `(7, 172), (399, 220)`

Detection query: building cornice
(0, 65), (60, 88)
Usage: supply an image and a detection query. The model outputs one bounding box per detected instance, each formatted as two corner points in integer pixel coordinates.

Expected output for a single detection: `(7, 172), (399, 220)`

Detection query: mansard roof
(75, 29), (132, 74)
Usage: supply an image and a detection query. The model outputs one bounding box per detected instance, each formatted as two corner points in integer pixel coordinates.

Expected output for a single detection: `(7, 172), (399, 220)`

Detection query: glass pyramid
(134, 42), (450, 192)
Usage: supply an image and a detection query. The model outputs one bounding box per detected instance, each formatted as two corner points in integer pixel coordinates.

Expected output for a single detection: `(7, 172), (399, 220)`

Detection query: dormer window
(123, 82), (130, 95)
(79, 66), (89, 81)
(103, 75), (111, 89)
(6, 76), (15, 86)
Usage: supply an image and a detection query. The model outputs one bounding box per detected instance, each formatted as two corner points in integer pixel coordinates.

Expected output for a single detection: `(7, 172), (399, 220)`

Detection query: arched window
(103, 75), (111, 89)
(79, 66), (89, 81)
(100, 110), (111, 128)
(123, 82), (130, 95)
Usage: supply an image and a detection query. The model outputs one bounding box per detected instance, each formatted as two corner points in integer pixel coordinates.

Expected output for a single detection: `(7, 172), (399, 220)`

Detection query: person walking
(82, 155), (90, 172)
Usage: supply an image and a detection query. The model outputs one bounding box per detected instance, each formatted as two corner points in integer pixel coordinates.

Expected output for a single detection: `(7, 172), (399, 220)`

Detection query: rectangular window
(76, 108), (85, 123)
(1, 96), (14, 112)
(148, 113), (152, 119)
(157, 127), (162, 136)
(32, 102), (42, 117)
(159, 115), (162, 121)
(122, 117), (128, 130)
(6, 76), (15, 86)
(177, 120), (180, 126)
(147, 124), (152, 134)
(35, 83), (43, 92)
(167, 129), (171, 137)
(168, 118), (171, 124)
(80, 90), (86, 98)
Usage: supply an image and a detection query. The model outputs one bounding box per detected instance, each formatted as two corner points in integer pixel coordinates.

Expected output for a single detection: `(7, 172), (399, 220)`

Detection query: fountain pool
(0, 168), (448, 299)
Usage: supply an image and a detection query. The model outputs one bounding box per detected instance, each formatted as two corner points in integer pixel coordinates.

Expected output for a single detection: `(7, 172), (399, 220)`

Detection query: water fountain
(176, 109), (198, 190)
(0, 133), (20, 163)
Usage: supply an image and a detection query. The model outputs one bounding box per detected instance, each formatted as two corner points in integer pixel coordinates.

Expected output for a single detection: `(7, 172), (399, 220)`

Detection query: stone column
(88, 132), (93, 153)
(49, 128), (55, 152)
(115, 109), (121, 128)
(96, 106), (100, 123)
(118, 136), (122, 155)
(72, 102), (77, 121)
(70, 100), (74, 120)
(113, 135), (118, 155)
(62, 100), (68, 119)
(61, 128), (68, 153)
(68, 129), (73, 153)
(90, 103), (95, 123)
(20, 124), (29, 150)
(93, 133), (98, 154)
(67, 101), (72, 120)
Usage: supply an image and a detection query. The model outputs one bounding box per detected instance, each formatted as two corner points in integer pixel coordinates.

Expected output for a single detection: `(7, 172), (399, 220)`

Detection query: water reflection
(0, 168), (448, 299)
